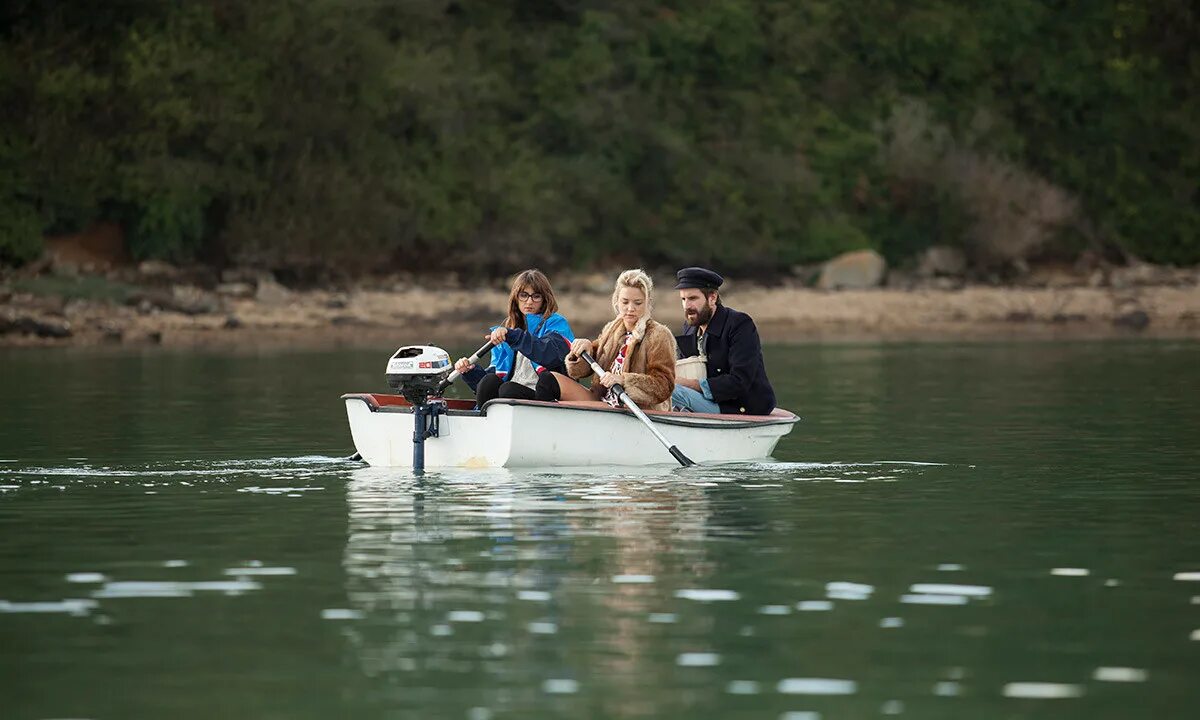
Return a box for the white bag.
[675,355,707,381]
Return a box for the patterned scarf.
[602,333,632,408]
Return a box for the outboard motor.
[386,345,452,405]
[385,345,452,474]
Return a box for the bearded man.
[671,267,776,415]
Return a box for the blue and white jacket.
[462,312,575,391]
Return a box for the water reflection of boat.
[342,394,799,468]
[338,467,713,713]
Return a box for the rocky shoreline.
[3,260,1199,349]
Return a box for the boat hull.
[343,394,798,468]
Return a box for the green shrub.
[0,200,43,265]
[0,137,43,265]
[794,216,875,264]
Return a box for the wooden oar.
[437,340,496,394]
[579,350,695,467]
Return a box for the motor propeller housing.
[385,345,452,405]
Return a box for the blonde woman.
[535,269,676,411]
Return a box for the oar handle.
[579,350,695,467]
[438,341,496,392]
[579,349,623,394]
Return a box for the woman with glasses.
[453,268,575,407]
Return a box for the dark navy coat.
[676,305,776,415]
[461,325,570,392]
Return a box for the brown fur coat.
[565,318,677,411]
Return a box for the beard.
[685,304,714,327]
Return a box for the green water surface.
[1,341,1198,719]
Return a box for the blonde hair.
[610,268,654,339]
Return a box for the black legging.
[476,372,562,406]
[535,371,561,401]
[475,373,536,406]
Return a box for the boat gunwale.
[342,393,799,430]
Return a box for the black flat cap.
[674,267,724,290]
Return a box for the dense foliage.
[1,0,1196,274]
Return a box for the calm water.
[1,341,1198,719]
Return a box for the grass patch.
[11,274,140,303]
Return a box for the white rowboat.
[343,394,799,468]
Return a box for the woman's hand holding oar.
[439,341,496,394]
[579,350,695,467]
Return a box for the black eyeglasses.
[518,292,544,302]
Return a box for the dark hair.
[504,268,559,330]
[700,288,723,307]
